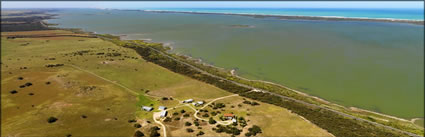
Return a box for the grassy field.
[1,30,331,136]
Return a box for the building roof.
[160,110,168,117]
[183,99,194,103]
[142,106,153,111]
[142,106,152,109]
[223,113,234,117]
[158,106,167,110]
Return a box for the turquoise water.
[48,9,424,119]
[142,8,425,20]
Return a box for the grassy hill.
[1,30,332,136]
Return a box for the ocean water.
[141,8,425,20]
[47,9,424,119]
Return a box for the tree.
[208,117,216,124]
[251,102,260,106]
[248,125,262,136]
[202,113,209,118]
[47,117,58,123]
[194,120,200,126]
[180,109,186,113]
[196,131,205,136]
[149,126,160,137]
[185,122,192,126]
[186,128,194,133]
[163,117,172,122]
[134,131,144,137]
[134,123,142,128]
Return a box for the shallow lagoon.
[48,9,424,119]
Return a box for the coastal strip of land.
[134,9,424,25]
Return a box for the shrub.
[134,131,144,137]
[134,123,142,128]
[247,125,262,136]
[163,117,172,122]
[186,128,194,133]
[208,117,216,124]
[194,121,200,126]
[185,122,192,126]
[149,126,160,137]
[181,109,186,113]
[183,114,190,117]
[47,117,58,123]
[202,113,209,118]
[196,131,205,136]
[10,90,18,94]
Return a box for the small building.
[192,101,205,106]
[142,106,153,111]
[183,99,194,103]
[232,118,237,123]
[223,113,234,120]
[197,101,204,105]
[160,110,168,118]
[158,106,167,110]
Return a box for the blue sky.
[2,1,424,9]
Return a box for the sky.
[1,1,424,9]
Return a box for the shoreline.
[115,33,422,123]
[121,9,424,25]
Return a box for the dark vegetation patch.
[134,123,142,128]
[149,126,160,137]
[186,128,194,133]
[45,64,64,68]
[214,125,242,136]
[243,100,260,106]
[134,130,144,137]
[245,125,262,137]
[47,117,58,123]
[1,10,55,32]
[10,90,18,94]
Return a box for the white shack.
[197,101,204,105]
[142,106,153,111]
[160,110,168,117]
[158,106,167,110]
[183,99,194,103]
